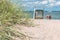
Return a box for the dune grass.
[0,0,31,40]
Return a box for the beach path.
[16,19,60,40]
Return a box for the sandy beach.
[15,19,60,40]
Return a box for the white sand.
[16,19,60,40]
